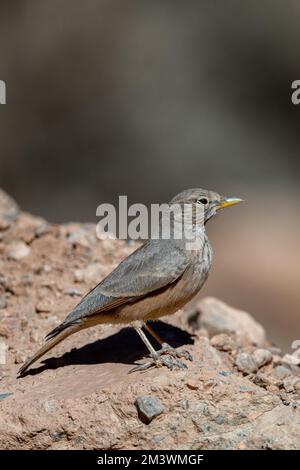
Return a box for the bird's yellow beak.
[217,197,244,210]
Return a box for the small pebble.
[44,399,58,413]
[283,378,294,393]
[36,299,54,313]
[210,333,237,352]
[135,395,164,424]
[43,264,52,273]
[0,391,13,401]
[282,376,300,393]
[186,381,199,390]
[268,347,282,356]
[34,223,50,237]
[215,415,224,425]
[235,352,258,374]
[66,227,91,248]
[0,296,6,309]
[252,372,271,388]
[0,189,19,220]
[7,242,30,260]
[294,380,300,393]
[179,399,189,410]
[267,384,279,393]
[273,365,291,380]
[218,370,231,377]
[64,288,82,297]
[282,354,300,366]
[252,349,273,368]
[0,217,10,230]
[14,351,27,364]
[0,341,7,365]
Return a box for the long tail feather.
[18,324,78,376]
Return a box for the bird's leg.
[144,322,193,362]
[130,324,188,373]
[134,326,159,358]
[143,322,164,345]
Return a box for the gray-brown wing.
[63,239,189,325]
[100,239,188,297]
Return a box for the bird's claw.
[158,343,193,362]
[129,348,190,374]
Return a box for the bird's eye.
[198,197,208,205]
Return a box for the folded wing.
[55,239,189,330]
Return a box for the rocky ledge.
[0,189,299,450]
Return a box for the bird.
[18,188,242,376]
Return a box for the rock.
[7,242,30,260]
[235,352,258,374]
[16,214,47,244]
[64,224,94,249]
[294,380,300,394]
[35,301,50,313]
[0,325,10,338]
[0,218,10,231]
[34,223,50,238]
[218,370,231,377]
[44,399,58,413]
[0,391,13,401]
[36,298,55,313]
[0,314,299,450]
[0,341,7,365]
[135,396,164,424]
[268,347,282,356]
[74,263,106,284]
[210,333,237,352]
[282,377,299,393]
[186,380,199,390]
[252,349,273,368]
[196,297,266,346]
[42,264,52,274]
[0,189,299,450]
[0,189,19,221]
[273,365,292,380]
[272,354,283,365]
[282,354,300,366]
[252,372,271,388]
[0,296,6,310]
[13,351,27,364]
[64,288,82,297]
[215,415,224,425]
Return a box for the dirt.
[0,189,299,450]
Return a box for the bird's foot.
[157,342,193,362]
[129,346,191,373]
[129,353,187,373]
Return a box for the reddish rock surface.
[0,190,299,450]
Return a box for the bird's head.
[170,188,243,224]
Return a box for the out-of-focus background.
[0,0,299,350]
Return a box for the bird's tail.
[18,322,79,377]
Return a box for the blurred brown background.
[0,1,299,350]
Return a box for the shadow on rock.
[22,321,194,376]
